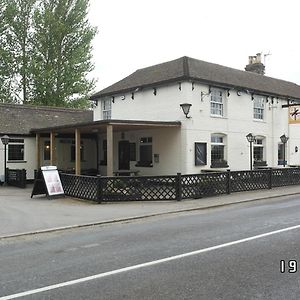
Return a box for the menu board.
[41,166,64,196]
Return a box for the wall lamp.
[180,103,192,118]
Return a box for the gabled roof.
[90,56,300,100]
[0,103,93,135]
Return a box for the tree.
[31,0,97,108]
[0,0,97,108]
[3,0,37,104]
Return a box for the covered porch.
[31,120,181,176]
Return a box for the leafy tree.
[0,0,97,108]
[4,0,37,103]
[31,0,97,108]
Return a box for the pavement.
[1,184,300,238]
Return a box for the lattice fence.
[101,175,177,201]
[181,172,228,199]
[272,168,300,187]
[60,168,300,202]
[60,173,99,201]
[230,170,270,192]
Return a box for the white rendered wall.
[94,81,298,173]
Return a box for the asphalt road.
[1,195,300,299]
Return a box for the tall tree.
[32,0,97,108]
[4,0,37,103]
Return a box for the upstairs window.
[210,88,224,116]
[8,138,24,161]
[102,99,111,120]
[253,96,265,120]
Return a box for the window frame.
[137,137,153,167]
[253,96,265,120]
[102,99,112,120]
[210,88,224,117]
[210,134,228,168]
[253,137,265,163]
[8,138,25,161]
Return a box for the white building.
[89,55,300,175]
[2,55,300,181]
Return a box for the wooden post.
[106,124,113,176]
[36,133,41,169]
[50,132,56,166]
[75,128,81,175]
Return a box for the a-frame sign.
[31,166,64,198]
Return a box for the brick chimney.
[245,53,265,75]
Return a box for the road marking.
[81,243,99,249]
[2,223,300,299]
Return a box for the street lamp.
[280,134,289,167]
[1,135,9,185]
[246,133,256,170]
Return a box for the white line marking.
[2,223,300,300]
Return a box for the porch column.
[36,133,41,169]
[50,132,56,166]
[75,128,81,175]
[106,124,113,176]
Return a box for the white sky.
[88,0,300,92]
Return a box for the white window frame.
[253,96,265,120]
[210,133,227,166]
[102,99,112,120]
[210,88,224,117]
[253,137,265,162]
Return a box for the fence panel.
[101,175,177,201]
[60,173,98,201]
[230,170,269,192]
[272,168,300,187]
[181,172,228,199]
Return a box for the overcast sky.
[88,0,300,92]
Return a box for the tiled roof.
[0,103,93,135]
[91,56,300,100]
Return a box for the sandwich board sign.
[31,166,64,198]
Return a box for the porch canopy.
[31,119,181,176]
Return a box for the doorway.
[118,141,130,170]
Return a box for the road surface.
[1,195,300,299]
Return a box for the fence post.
[226,169,231,194]
[97,175,103,204]
[176,172,182,201]
[268,168,272,189]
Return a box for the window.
[137,137,152,167]
[210,134,228,167]
[102,99,111,120]
[210,88,224,116]
[253,138,266,164]
[253,96,265,120]
[195,143,207,166]
[8,138,24,161]
[44,141,50,160]
[71,141,84,161]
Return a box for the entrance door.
[118,141,130,170]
